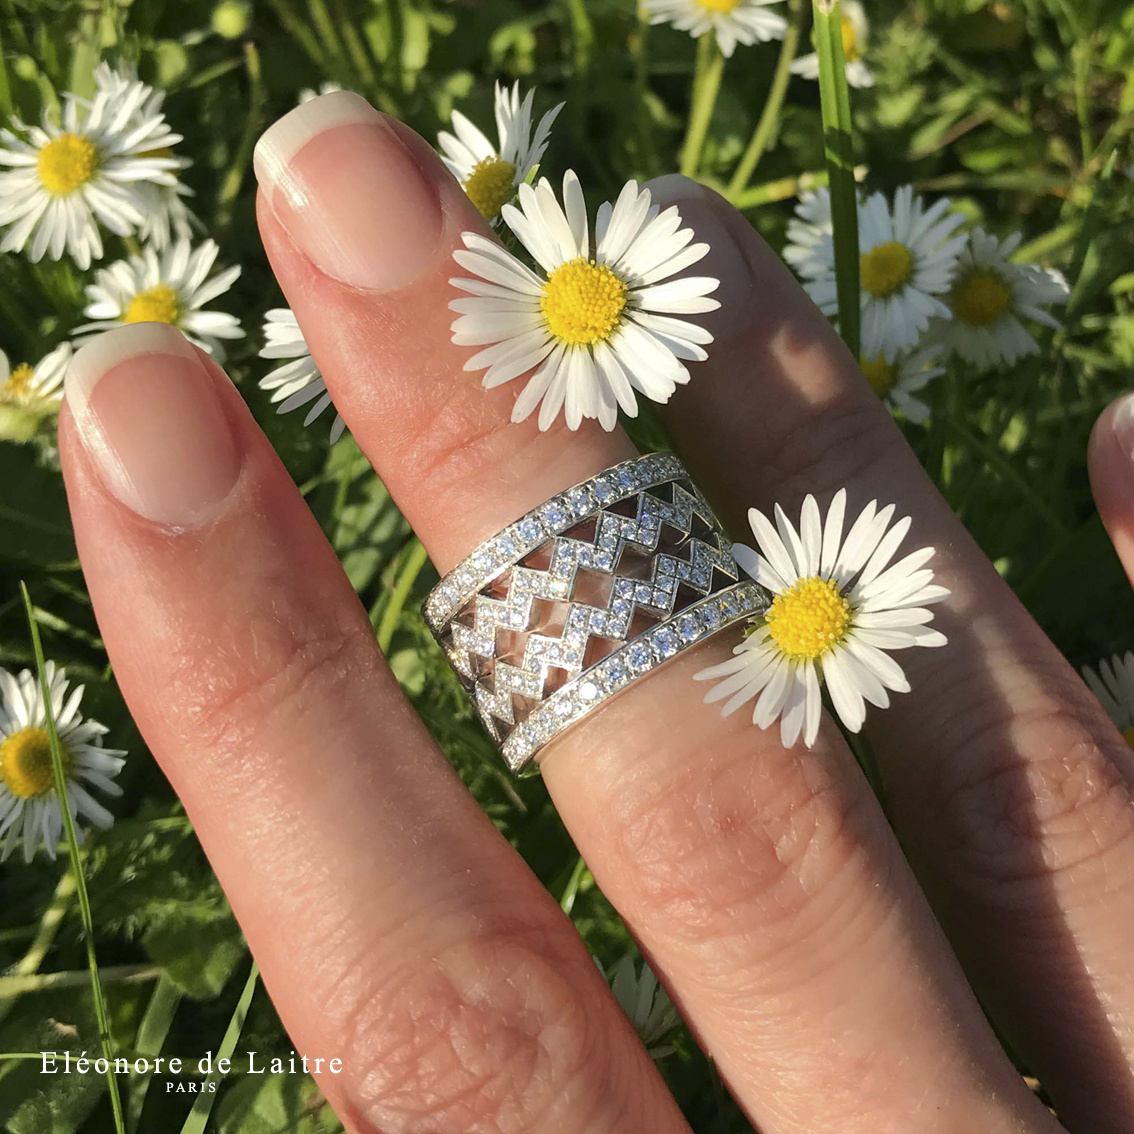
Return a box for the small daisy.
[928,228,1069,371]
[782,187,834,276]
[696,490,949,748]
[601,955,681,1060]
[799,186,967,362]
[0,662,125,864]
[450,171,720,431]
[643,0,787,58]
[438,81,563,224]
[791,1,874,88]
[74,237,243,360]
[92,62,196,249]
[1,343,71,413]
[259,308,345,442]
[860,347,945,424]
[0,81,181,269]
[1082,653,1134,750]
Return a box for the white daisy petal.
[449,171,718,430]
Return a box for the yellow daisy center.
[694,0,743,10]
[841,15,863,62]
[463,155,518,220]
[766,576,851,660]
[541,258,628,346]
[950,269,1012,327]
[0,726,67,799]
[861,241,914,299]
[36,133,99,195]
[860,353,897,397]
[2,363,35,402]
[124,283,180,326]
[1123,725,1134,751]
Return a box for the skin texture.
[57,92,1134,1133]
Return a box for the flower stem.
[727,0,805,201]
[812,0,860,359]
[376,538,431,653]
[679,36,725,178]
[20,581,126,1134]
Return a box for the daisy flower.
[0,662,125,864]
[1,343,71,413]
[601,955,681,1059]
[929,228,1069,371]
[860,346,945,424]
[1082,652,1134,749]
[450,171,720,431]
[791,1,874,88]
[782,187,834,276]
[259,307,345,442]
[74,237,243,360]
[0,81,181,269]
[643,0,787,59]
[438,81,563,224]
[696,490,949,748]
[93,62,197,249]
[800,186,967,362]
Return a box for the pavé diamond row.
[425,454,770,772]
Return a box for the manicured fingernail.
[1111,392,1134,460]
[253,90,442,291]
[66,324,241,527]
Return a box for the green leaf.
[143,909,244,1000]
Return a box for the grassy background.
[1,0,1132,1130]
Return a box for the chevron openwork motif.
[444,482,741,742]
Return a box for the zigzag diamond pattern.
[442,483,740,742]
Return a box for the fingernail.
[645,175,757,341]
[253,90,442,291]
[1112,392,1134,459]
[66,324,241,527]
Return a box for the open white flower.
[799,186,967,362]
[450,170,719,431]
[0,81,181,269]
[643,0,787,59]
[602,955,681,1059]
[783,187,834,276]
[259,307,345,442]
[860,346,945,424]
[696,491,949,748]
[929,228,1069,371]
[1082,653,1134,749]
[75,237,243,360]
[0,663,125,864]
[791,1,874,88]
[1,343,71,413]
[438,82,563,224]
[93,61,196,249]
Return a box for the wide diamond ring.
[424,453,771,772]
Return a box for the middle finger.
[253,92,1059,1133]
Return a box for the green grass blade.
[812,0,860,359]
[19,581,126,1134]
[179,962,260,1134]
[128,974,183,1134]
[680,35,726,179]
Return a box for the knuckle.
[323,918,604,1133]
[929,683,1134,888]
[167,573,380,749]
[761,394,894,499]
[606,740,878,953]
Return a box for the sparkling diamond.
[628,642,653,671]
[654,629,679,657]
[542,501,568,527]
[518,518,543,543]
[579,680,600,701]
[677,613,701,641]
[605,659,630,687]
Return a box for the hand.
[60,91,1134,1134]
